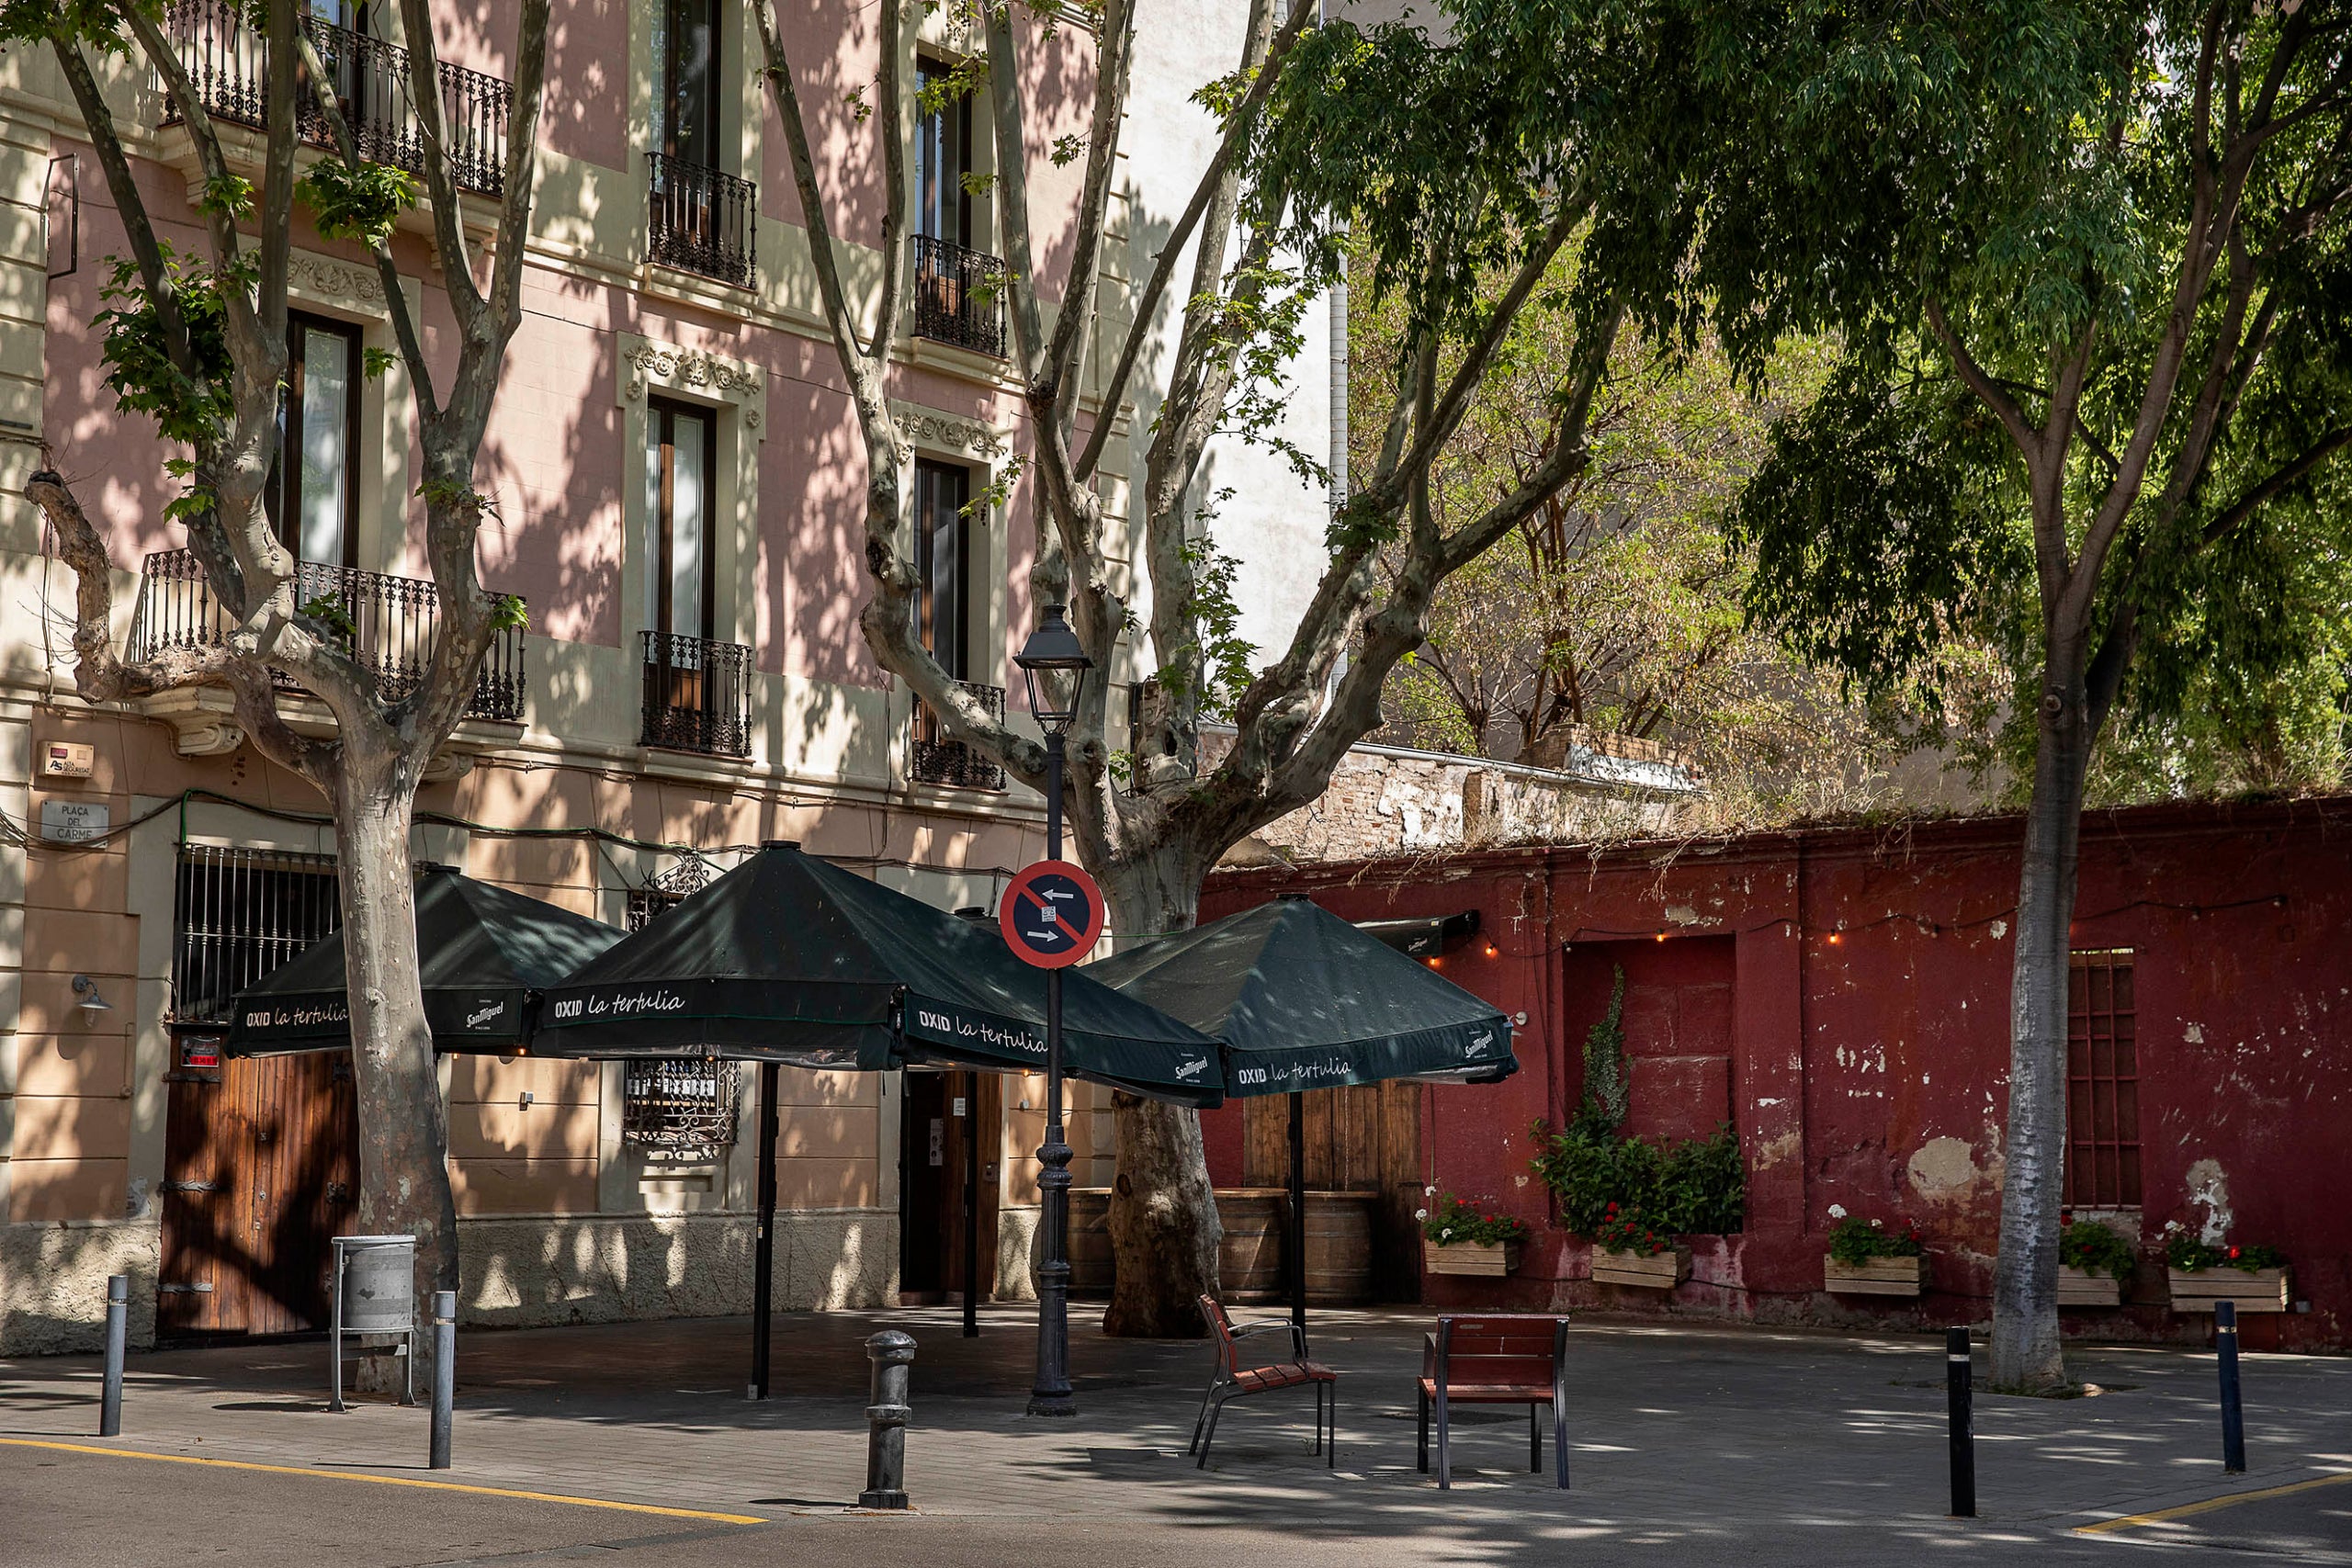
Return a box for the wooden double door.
[158,1040,360,1338]
[1242,1081,1424,1302]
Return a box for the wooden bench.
[1189,1294,1338,1469]
[1418,1314,1570,1489]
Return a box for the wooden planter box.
[2168,1266,2290,1314]
[1825,1254,1925,1296]
[2058,1265,2123,1308]
[1592,1245,1690,1290]
[1424,1239,1521,1278]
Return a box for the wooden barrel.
[1215,1189,1285,1303]
[1068,1188,1114,1295]
[1304,1190,1376,1305]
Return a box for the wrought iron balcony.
[127,549,527,722]
[640,631,752,758]
[162,0,511,197]
[911,235,1007,356]
[648,153,757,288]
[910,680,1007,791]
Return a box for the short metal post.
[1945,1327,1975,1517]
[99,1275,127,1438]
[2216,1301,2246,1473]
[860,1330,916,1510]
[429,1291,456,1471]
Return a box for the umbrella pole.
[964,1071,980,1338]
[752,1060,780,1400]
[1289,1089,1306,1334]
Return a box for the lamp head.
[71,975,109,1016]
[1014,603,1093,733]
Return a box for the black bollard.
[860,1330,916,1510]
[99,1274,127,1438]
[429,1291,456,1471]
[1946,1327,1975,1517]
[2216,1300,2246,1474]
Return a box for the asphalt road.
[4,1439,2346,1567]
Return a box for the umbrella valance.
[531,842,1224,1100]
[225,863,627,1055]
[1086,896,1516,1095]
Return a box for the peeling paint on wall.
[1906,1137,1982,1204]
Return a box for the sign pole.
[1029,728,1079,1417]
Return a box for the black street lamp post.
[1014,604,1091,1419]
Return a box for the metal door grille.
[2064,949,2141,1207]
[621,859,735,1155]
[171,846,341,1024]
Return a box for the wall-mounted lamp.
[71,975,109,1016]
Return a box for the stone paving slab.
[2,1306,2346,1557]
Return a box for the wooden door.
[1242,1081,1423,1302]
[159,1039,359,1339]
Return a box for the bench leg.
[1189,1376,1218,1454]
[1418,1386,1429,1473]
[1530,1403,1542,1472]
[1196,1396,1225,1471]
[1435,1394,1451,1491]
[1554,1397,1570,1490]
[1312,1383,1323,1455]
[1325,1382,1336,1469]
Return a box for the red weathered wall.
[1202,798,2352,1352]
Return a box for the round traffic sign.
[1001,859,1106,969]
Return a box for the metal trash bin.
[330,1235,417,1411]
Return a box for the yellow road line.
[2075,1471,2352,1535]
[0,1436,767,1525]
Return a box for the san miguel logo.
[465,1000,507,1029]
[1175,1057,1209,1082]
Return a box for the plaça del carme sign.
[1000,859,1105,969]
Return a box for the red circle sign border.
[1000,859,1107,969]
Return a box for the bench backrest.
[1433,1314,1567,1390]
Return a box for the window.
[915,59,972,246]
[652,0,718,168]
[267,313,362,567]
[643,399,716,643]
[171,846,341,1024]
[2064,949,2141,1207]
[913,458,972,678]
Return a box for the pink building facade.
[0,2,1330,1351]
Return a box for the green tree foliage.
[1707,0,2352,1389]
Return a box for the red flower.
[2060,1213,2074,1228]
[2228,1246,2241,1259]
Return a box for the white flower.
[1424,1184,1438,1197]
[1828,1204,1848,1220]
[1414,1209,1429,1222]
[1870,1218,1883,1228]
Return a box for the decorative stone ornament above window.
[618,338,768,435]
[888,400,1009,460]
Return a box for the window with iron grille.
[170,845,341,1023]
[621,859,737,1155]
[2064,949,2141,1207]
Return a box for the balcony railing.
[640,632,752,758]
[910,680,1006,791]
[648,153,756,288]
[162,1,511,197]
[127,549,526,722]
[911,235,1007,356]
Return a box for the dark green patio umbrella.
[531,841,1223,1099]
[224,863,626,1055]
[1088,894,1516,1328]
[527,840,1223,1398]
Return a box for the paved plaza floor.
[1,1306,2346,1564]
